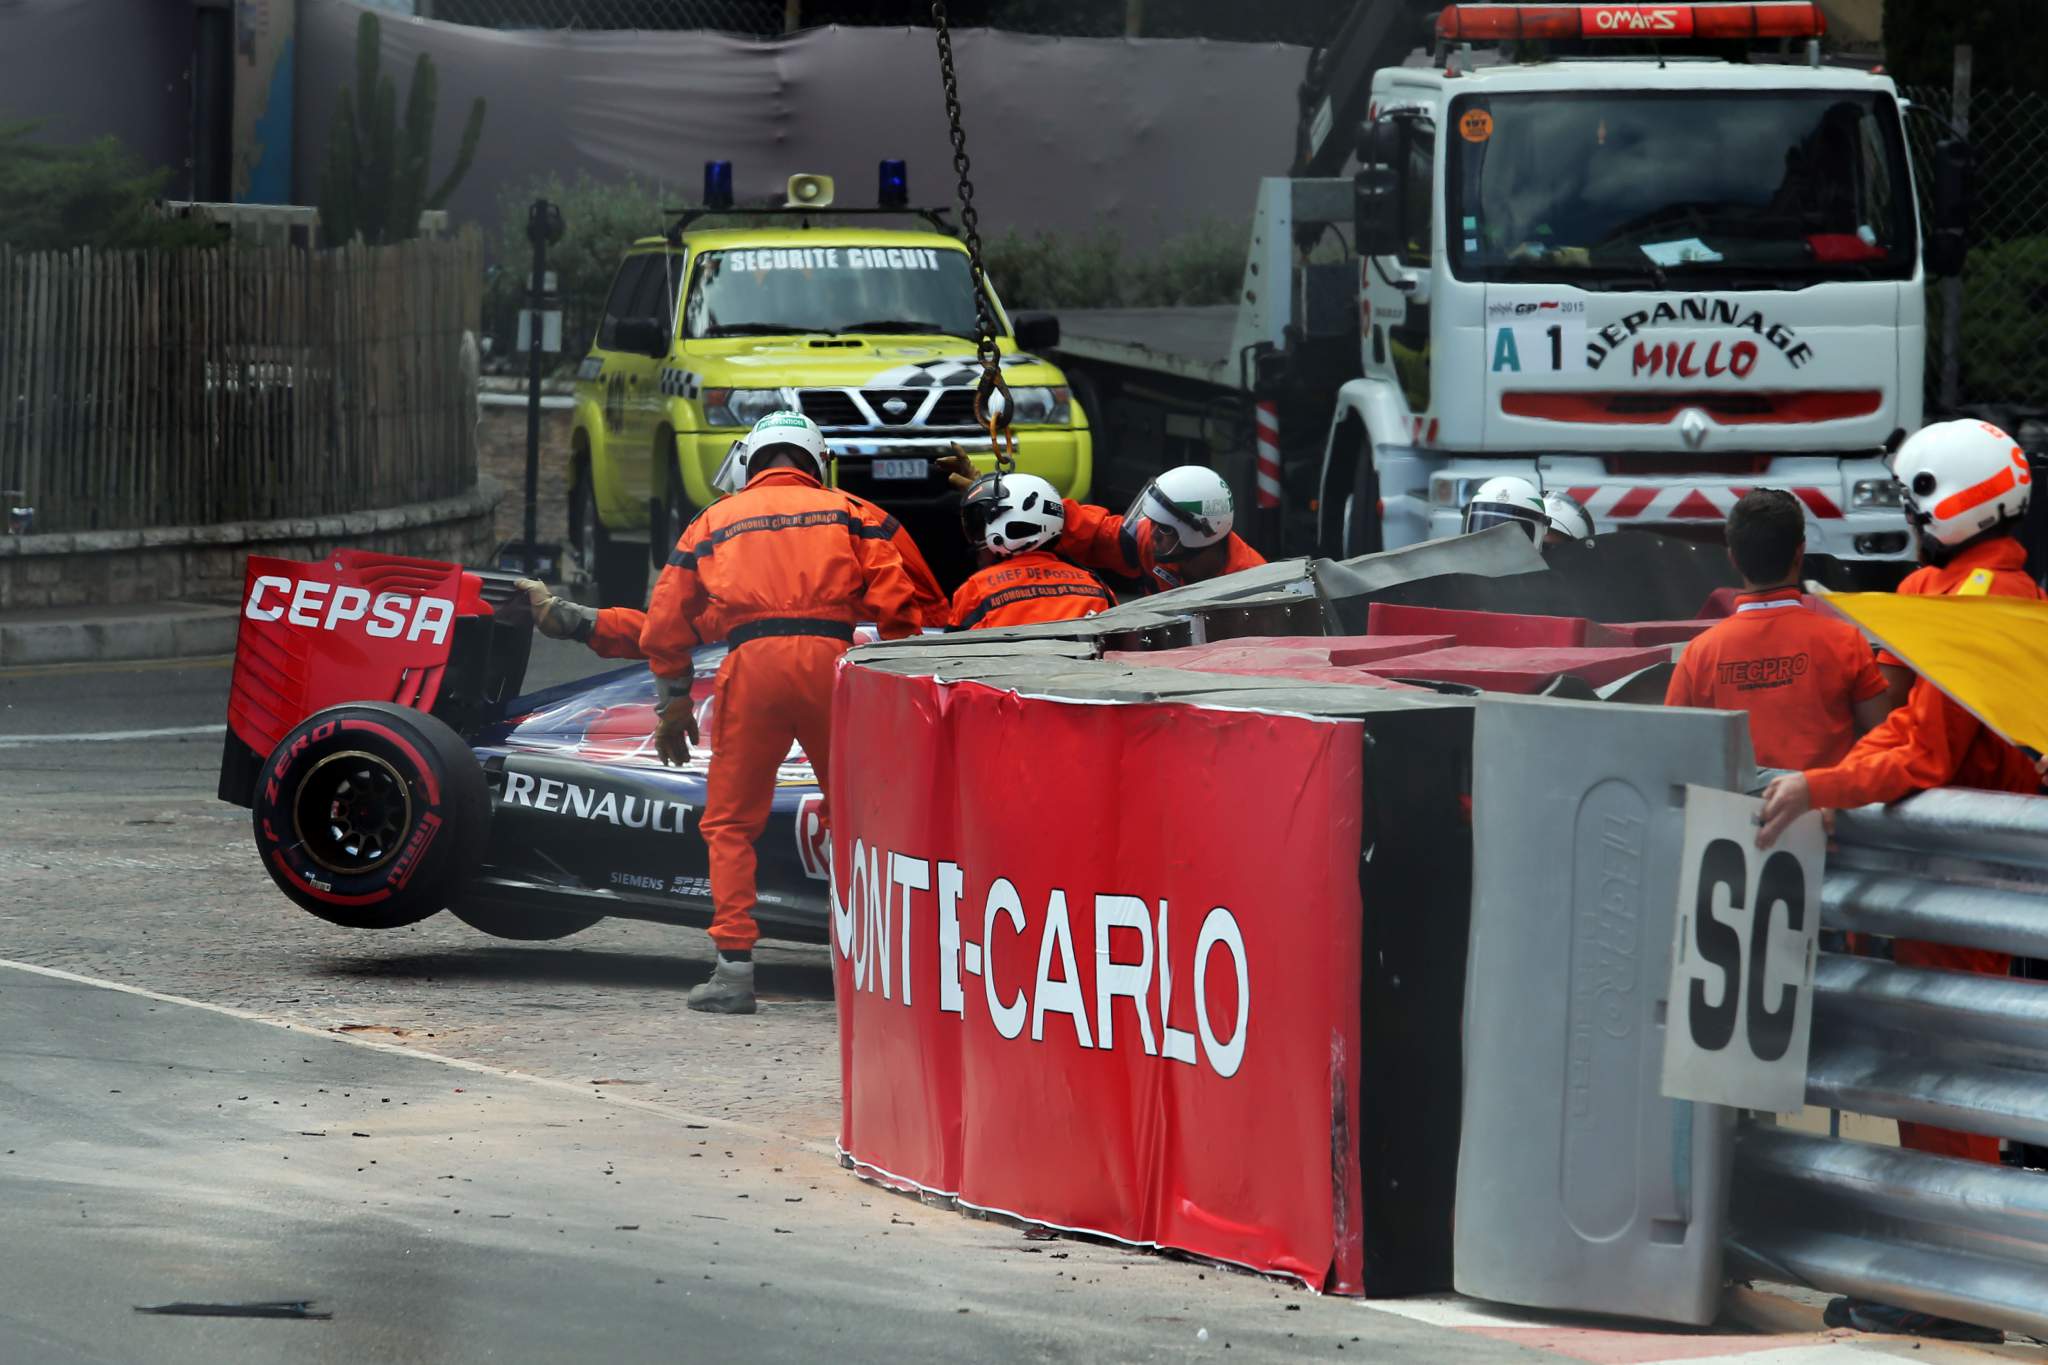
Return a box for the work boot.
[688,956,757,1014]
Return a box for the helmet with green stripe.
[725,410,829,485]
[1124,465,1234,561]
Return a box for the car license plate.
[873,459,928,481]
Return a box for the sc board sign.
[1660,785,1823,1113]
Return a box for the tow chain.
[930,0,1015,473]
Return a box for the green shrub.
[484,172,680,363]
[982,219,1247,310]
[317,11,485,247]
[0,121,217,252]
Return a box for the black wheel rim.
[293,750,414,875]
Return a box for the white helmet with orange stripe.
[1893,419,2033,553]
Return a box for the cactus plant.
[317,12,485,246]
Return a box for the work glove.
[517,578,598,643]
[936,445,977,492]
[653,673,701,767]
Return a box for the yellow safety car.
[568,180,1091,605]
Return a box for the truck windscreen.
[682,246,984,338]
[1446,90,1916,287]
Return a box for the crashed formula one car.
[217,550,833,943]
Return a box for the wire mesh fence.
[415,0,1341,43]
[1902,80,2048,413]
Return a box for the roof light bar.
[1436,3,1827,43]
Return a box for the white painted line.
[0,956,822,1152]
[1358,1295,1550,1328]
[1681,1347,1901,1365]
[0,723,226,747]
[1358,1297,1923,1362]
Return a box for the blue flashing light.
[704,160,734,211]
[878,159,909,208]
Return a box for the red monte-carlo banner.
[829,665,1368,1292]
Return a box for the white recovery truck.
[1052,1,1972,572]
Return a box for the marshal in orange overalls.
[949,550,1115,630]
[1057,499,1265,595]
[639,466,920,952]
[1803,534,2044,1163]
[579,498,950,657]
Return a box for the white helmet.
[1462,475,1546,541]
[1542,490,1596,544]
[710,438,748,496]
[961,472,1064,557]
[717,410,829,488]
[1894,418,2033,552]
[1126,465,1234,560]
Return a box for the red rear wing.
[227,550,494,761]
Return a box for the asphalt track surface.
[0,642,1968,1363]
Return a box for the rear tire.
[571,455,647,608]
[651,432,699,571]
[1342,422,1384,558]
[450,898,605,941]
[252,703,487,930]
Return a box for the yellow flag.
[1823,591,2048,753]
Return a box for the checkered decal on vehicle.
[867,353,1040,389]
[575,356,603,381]
[658,367,702,399]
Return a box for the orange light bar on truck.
[1436,3,1828,42]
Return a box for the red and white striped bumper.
[1565,483,1844,522]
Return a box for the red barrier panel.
[830,665,1369,1292]
[1108,636,1454,672]
[1366,644,1670,692]
[1104,646,1338,672]
[1165,665,1426,691]
[1600,620,1716,646]
[1365,602,1623,648]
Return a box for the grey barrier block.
[1455,693,1750,1326]
[1315,523,1547,600]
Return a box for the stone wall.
[0,479,503,611]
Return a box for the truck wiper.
[704,322,825,337]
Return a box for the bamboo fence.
[0,229,482,533]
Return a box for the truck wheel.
[252,704,488,930]
[450,898,606,941]
[1344,433,1384,558]
[572,456,647,608]
[650,434,699,570]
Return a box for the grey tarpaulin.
[0,0,197,191]
[294,0,1312,242]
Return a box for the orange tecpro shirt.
[637,467,920,678]
[1807,535,2044,811]
[949,549,1116,630]
[1663,587,1888,770]
[1874,536,2035,667]
[580,501,950,659]
[1058,499,1266,594]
